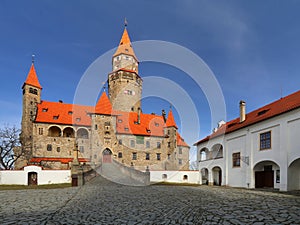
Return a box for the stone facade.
[16,26,190,171]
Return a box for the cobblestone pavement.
[1,175,300,225]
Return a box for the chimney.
[137,107,141,124]
[162,109,166,122]
[239,100,246,122]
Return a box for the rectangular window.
[178,147,182,154]
[146,153,150,160]
[136,136,144,144]
[95,124,98,130]
[146,141,150,148]
[79,146,84,153]
[232,152,241,167]
[132,152,137,160]
[156,153,161,161]
[178,159,182,165]
[47,144,52,151]
[168,154,171,160]
[157,142,161,149]
[260,131,271,150]
[167,142,171,148]
[130,140,135,148]
[38,128,43,135]
[56,147,60,152]
[118,139,122,145]
[118,152,122,158]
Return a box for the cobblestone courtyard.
[1,175,300,225]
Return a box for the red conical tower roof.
[113,27,138,60]
[23,63,42,89]
[95,92,112,115]
[166,109,178,128]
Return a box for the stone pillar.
[71,142,84,186]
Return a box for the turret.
[108,24,142,113]
[20,62,42,165]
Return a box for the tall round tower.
[108,26,142,112]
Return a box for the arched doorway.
[201,168,209,185]
[288,158,300,191]
[254,160,280,189]
[102,148,112,163]
[212,166,222,186]
[28,172,38,185]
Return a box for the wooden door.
[28,172,37,185]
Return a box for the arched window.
[48,126,61,137]
[212,144,223,159]
[77,128,89,139]
[63,127,75,138]
[183,175,188,180]
[200,148,209,161]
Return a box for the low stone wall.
[112,160,150,185]
[150,170,200,184]
[0,166,71,185]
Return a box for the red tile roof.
[23,64,42,89]
[115,111,165,136]
[177,133,189,147]
[194,90,300,145]
[30,157,89,164]
[165,109,178,128]
[113,27,138,61]
[95,92,112,115]
[35,101,94,126]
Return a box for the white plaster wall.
[287,117,300,165]
[150,171,200,184]
[226,134,248,188]
[0,171,26,185]
[0,166,71,185]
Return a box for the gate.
[102,148,112,163]
[28,172,38,185]
[255,171,274,188]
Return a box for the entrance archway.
[28,172,38,185]
[288,158,300,191]
[201,168,209,185]
[254,160,279,189]
[212,166,222,186]
[102,148,112,163]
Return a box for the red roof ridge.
[194,89,300,145]
[23,63,42,89]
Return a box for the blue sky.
[1,0,300,155]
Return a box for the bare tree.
[0,126,23,170]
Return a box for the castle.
[17,26,190,171]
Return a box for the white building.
[195,90,300,191]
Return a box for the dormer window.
[118,119,123,123]
[53,115,59,120]
[76,118,81,122]
[125,48,129,52]
[155,123,159,127]
[124,127,129,131]
[68,111,73,115]
[42,108,48,112]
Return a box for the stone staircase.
[96,160,150,186]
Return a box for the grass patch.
[0,183,72,191]
[152,181,201,187]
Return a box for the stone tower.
[21,63,42,162]
[108,26,142,113]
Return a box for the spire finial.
[124,17,128,27]
[32,54,35,64]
